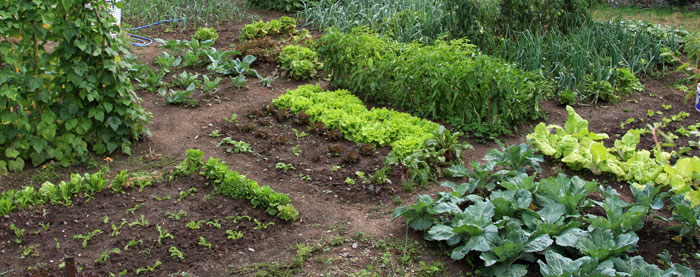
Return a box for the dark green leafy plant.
[318,28,548,139]
[0,0,151,173]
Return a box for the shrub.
[318,28,550,139]
[193,27,219,43]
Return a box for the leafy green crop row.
[1,150,299,222]
[175,149,299,221]
[394,143,695,276]
[317,28,550,139]
[239,16,297,41]
[247,0,311,12]
[0,0,151,175]
[273,85,440,157]
[528,106,700,207]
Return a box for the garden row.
[394,143,696,276]
[317,28,549,139]
[0,149,298,221]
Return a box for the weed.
[153,195,172,201]
[157,225,174,245]
[199,237,213,249]
[124,239,144,251]
[165,210,188,220]
[226,230,244,240]
[111,221,128,237]
[20,245,38,259]
[10,223,26,244]
[177,188,198,202]
[169,246,185,260]
[206,219,222,229]
[186,220,204,230]
[275,162,296,171]
[225,114,239,124]
[135,260,162,275]
[298,173,312,181]
[129,215,150,227]
[38,222,50,232]
[95,248,121,264]
[73,229,102,248]
[292,145,302,156]
[126,203,146,214]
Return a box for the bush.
[318,28,550,139]
[278,45,322,80]
[193,27,219,43]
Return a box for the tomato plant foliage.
[0,0,151,174]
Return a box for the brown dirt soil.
[2,7,700,276]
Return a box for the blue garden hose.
[128,19,184,47]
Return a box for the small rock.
[352,243,358,249]
[248,248,255,252]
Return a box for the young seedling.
[224,114,239,124]
[38,222,50,232]
[129,215,150,227]
[169,246,185,260]
[226,141,253,154]
[206,220,222,229]
[153,195,172,201]
[292,128,308,140]
[230,75,247,89]
[292,144,302,157]
[253,219,275,230]
[111,221,128,237]
[226,230,244,240]
[123,239,143,251]
[331,165,341,172]
[230,215,252,223]
[209,130,222,137]
[186,220,204,230]
[299,173,311,181]
[198,237,212,249]
[156,225,174,245]
[259,75,278,88]
[11,223,25,244]
[126,203,146,215]
[20,245,38,259]
[53,238,61,249]
[102,216,109,224]
[164,210,188,220]
[135,260,162,275]
[177,188,197,202]
[73,229,102,248]
[95,248,121,264]
[275,162,296,171]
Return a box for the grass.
[123,0,250,30]
[591,4,700,32]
